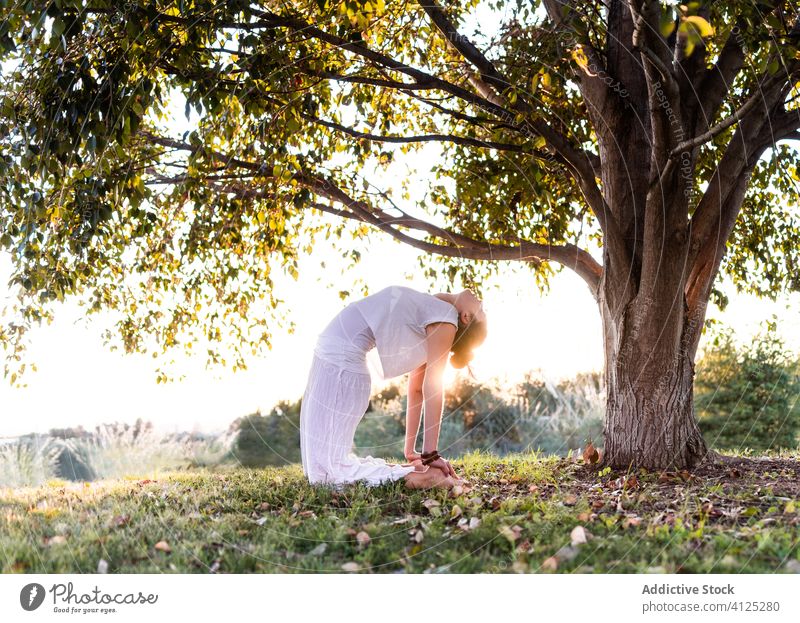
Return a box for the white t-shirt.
[356,285,458,380]
[314,285,458,380]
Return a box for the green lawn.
[2,451,799,573]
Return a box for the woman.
[299,285,487,489]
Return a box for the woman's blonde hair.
[450,316,487,378]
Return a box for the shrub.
[695,325,800,451]
[229,400,302,467]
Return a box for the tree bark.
[599,273,710,470]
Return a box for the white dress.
[299,285,459,486]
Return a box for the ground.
[2,450,799,573]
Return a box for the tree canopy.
[0,0,798,387]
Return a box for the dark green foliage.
[50,440,97,481]
[695,325,800,451]
[228,400,302,467]
[445,377,519,450]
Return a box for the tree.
[1,1,798,469]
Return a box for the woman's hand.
[402,452,425,472]
[427,456,457,479]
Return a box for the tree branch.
[671,71,788,158]
[295,108,550,157]
[139,130,603,293]
[415,0,615,244]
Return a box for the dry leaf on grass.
[570,525,592,545]
[582,442,600,464]
[498,524,522,543]
[308,543,327,556]
[355,531,371,547]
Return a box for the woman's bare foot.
[404,467,456,490]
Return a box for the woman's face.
[458,290,486,325]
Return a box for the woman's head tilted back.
[449,289,487,374]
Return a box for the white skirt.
[299,353,415,487]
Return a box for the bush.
[354,394,406,458]
[229,400,302,467]
[695,325,800,451]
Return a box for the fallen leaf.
[528,484,539,494]
[498,524,522,543]
[570,525,591,546]
[582,442,600,464]
[554,544,580,562]
[154,540,171,553]
[341,562,361,572]
[412,529,424,543]
[450,504,462,519]
[784,501,796,515]
[355,531,371,547]
[308,543,327,556]
[623,515,642,528]
[541,556,558,571]
[658,471,677,483]
[468,517,481,530]
[623,474,639,490]
[563,493,578,506]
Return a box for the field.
[2,450,799,574]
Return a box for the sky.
[1,3,799,438]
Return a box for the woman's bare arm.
[421,322,456,455]
[404,363,425,460]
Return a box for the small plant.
[0,438,60,488]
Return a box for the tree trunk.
[599,283,710,471]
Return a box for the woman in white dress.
[299,285,487,489]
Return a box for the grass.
[1,450,799,573]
